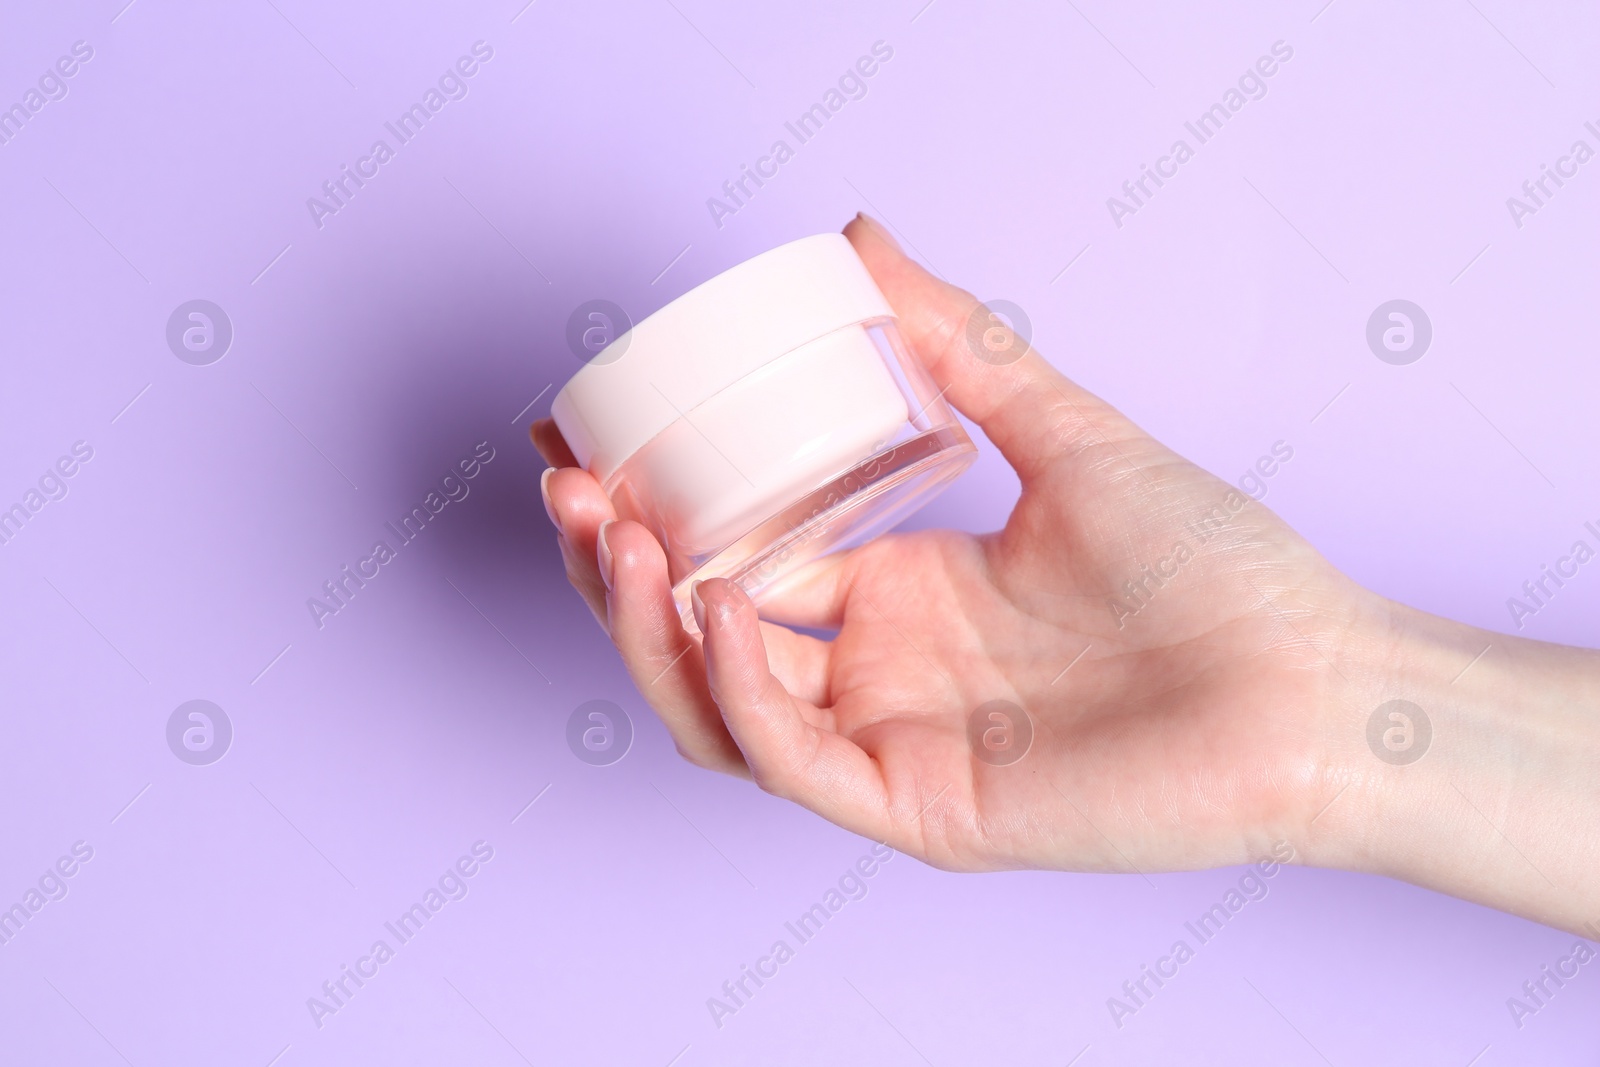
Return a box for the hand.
[535,215,1600,935]
[534,213,1374,868]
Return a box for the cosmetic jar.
[552,233,976,629]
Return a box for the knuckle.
[748,762,796,799]
[672,739,716,770]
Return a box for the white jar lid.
[552,233,895,484]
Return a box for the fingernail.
[690,579,707,633]
[597,521,616,590]
[855,212,902,253]
[540,467,558,528]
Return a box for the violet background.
[2,0,1598,1063]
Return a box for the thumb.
[843,214,1147,487]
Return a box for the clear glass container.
[552,234,976,630]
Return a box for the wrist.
[1311,595,1600,934]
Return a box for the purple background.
[3,0,1598,1063]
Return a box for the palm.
[792,432,1354,873]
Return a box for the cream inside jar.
[552,233,975,629]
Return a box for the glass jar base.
[671,426,977,632]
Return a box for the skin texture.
[535,215,1600,936]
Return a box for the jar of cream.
[551,233,977,628]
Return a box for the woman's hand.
[535,215,1600,935]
